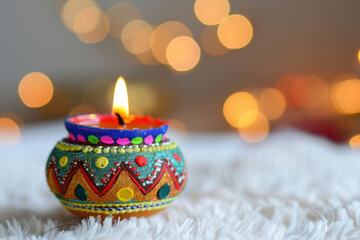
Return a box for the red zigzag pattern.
[48,160,186,196]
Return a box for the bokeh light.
[151,21,193,64]
[38,88,70,118]
[18,72,54,108]
[72,6,102,34]
[277,74,328,109]
[259,88,286,120]
[76,10,110,44]
[349,134,360,148]
[116,42,143,66]
[128,83,158,114]
[194,0,230,25]
[237,112,269,143]
[107,1,142,39]
[276,74,299,108]
[68,104,97,116]
[217,14,253,49]
[56,0,65,14]
[331,78,360,114]
[121,19,153,54]
[291,75,328,109]
[0,113,23,127]
[0,118,21,148]
[358,49,360,63]
[200,26,229,56]
[135,50,159,65]
[223,92,258,128]
[166,36,201,72]
[333,73,358,83]
[168,119,188,133]
[61,0,96,32]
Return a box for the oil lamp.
[45,77,187,219]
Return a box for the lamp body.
[45,115,187,219]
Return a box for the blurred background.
[1,0,360,148]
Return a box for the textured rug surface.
[1,121,360,240]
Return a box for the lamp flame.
[112,77,129,118]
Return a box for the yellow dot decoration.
[59,156,68,167]
[95,156,109,168]
[116,187,134,202]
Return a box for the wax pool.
[68,114,166,130]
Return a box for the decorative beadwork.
[100,136,114,144]
[116,187,134,202]
[157,184,171,199]
[135,156,147,167]
[55,140,177,154]
[95,157,109,168]
[47,147,186,195]
[59,156,68,167]
[74,184,87,201]
[59,196,176,214]
[117,138,130,145]
[88,135,99,144]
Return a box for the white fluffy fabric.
[1,121,360,239]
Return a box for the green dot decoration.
[155,134,163,143]
[74,184,87,201]
[88,135,99,144]
[131,137,143,145]
[157,183,170,199]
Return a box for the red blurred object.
[295,117,346,143]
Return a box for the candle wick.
[115,113,125,127]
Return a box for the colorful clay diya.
[46,114,187,219]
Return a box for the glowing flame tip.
[112,76,129,118]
